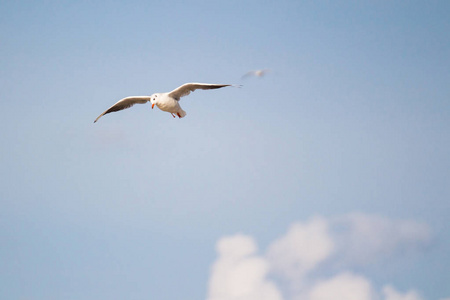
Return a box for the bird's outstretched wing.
[168,83,232,100]
[94,96,150,123]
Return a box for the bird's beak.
[152,103,155,109]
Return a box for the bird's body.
[94,83,234,123]
[151,92,187,118]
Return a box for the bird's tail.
[178,110,187,118]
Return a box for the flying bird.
[241,69,271,79]
[94,83,235,123]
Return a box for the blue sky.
[1,1,449,299]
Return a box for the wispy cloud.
[330,213,432,267]
[206,213,437,300]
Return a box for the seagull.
[241,69,271,79]
[94,83,235,123]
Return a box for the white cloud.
[216,233,258,259]
[266,216,334,285]
[308,272,374,300]
[382,285,424,300]
[207,234,283,300]
[331,213,432,266]
[207,213,433,300]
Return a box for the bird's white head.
[150,93,159,109]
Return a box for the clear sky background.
[1,1,449,300]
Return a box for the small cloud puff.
[266,216,334,284]
[208,234,283,300]
[382,285,424,300]
[216,233,258,259]
[308,272,374,300]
